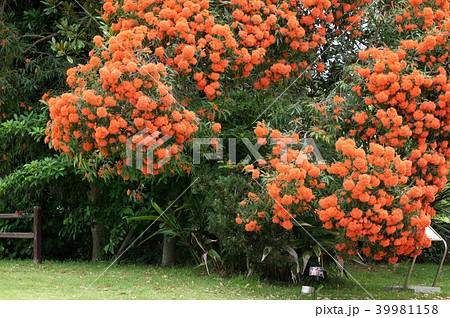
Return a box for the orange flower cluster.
[319,139,433,261]
[46,34,199,177]
[351,5,449,187]
[238,123,326,232]
[325,0,449,261]
[100,0,371,98]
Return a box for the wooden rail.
[0,214,33,219]
[0,206,42,263]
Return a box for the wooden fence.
[0,206,42,263]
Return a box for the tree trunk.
[91,221,104,262]
[88,182,103,262]
[116,226,136,262]
[160,179,179,267]
[161,233,176,267]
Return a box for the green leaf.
[127,215,160,222]
[302,251,313,274]
[261,246,272,262]
[151,201,165,215]
[283,245,300,275]
[207,249,221,261]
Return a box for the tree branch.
[19,34,54,39]
[23,32,59,53]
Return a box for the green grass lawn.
[0,260,448,300]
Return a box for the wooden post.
[33,206,42,264]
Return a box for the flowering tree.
[46,0,449,267]
[237,0,450,264]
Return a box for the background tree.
[0,0,128,262]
